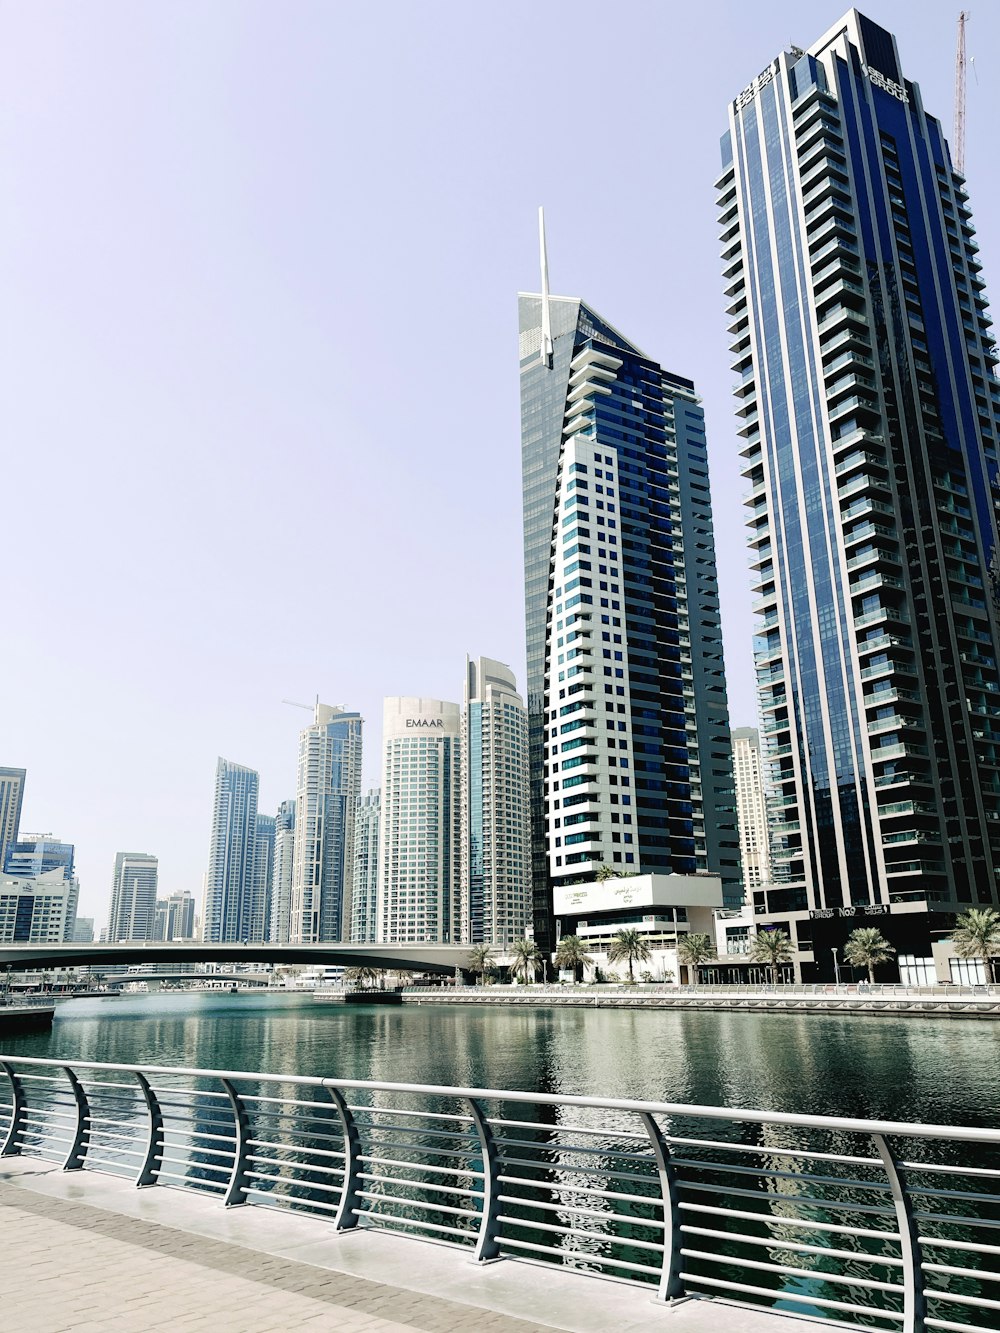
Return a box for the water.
[4,990,999,1126]
[5,993,1000,1328]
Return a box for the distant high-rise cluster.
[194,663,532,947]
[0,768,79,944]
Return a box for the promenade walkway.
[0,1161,831,1333]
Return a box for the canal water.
[4,990,998,1125]
[5,993,1000,1328]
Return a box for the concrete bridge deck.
[0,1159,833,1333]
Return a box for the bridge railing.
[2,1056,1000,1331]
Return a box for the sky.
[2,1,997,924]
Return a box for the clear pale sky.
[2,2,996,924]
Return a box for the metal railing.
[406,983,1000,1002]
[2,1056,1000,1332]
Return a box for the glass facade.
[462,657,531,946]
[377,698,462,944]
[203,758,260,943]
[720,12,1000,937]
[519,294,740,942]
[107,851,158,942]
[291,706,363,943]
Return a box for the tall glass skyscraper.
[519,248,740,948]
[719,12,1000,974]
[203,758,260,944]
[290,704,363,943]
[0,768,26,871]
[268,798,296,943]
[351,787,380,943]
[462,656,531,946]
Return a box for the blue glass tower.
[519,248,740,948]
[719,12,1000,973]
[204,758,260,944]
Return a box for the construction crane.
[954,10,969,174]
[282,696,319,717]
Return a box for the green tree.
[676,933,716,986]
[607,929,651,983]
[510,938,542,984]
[952,907,1000,984]
[467,944,495,986]
[344,966,384,990]
[749,929,794,984]
[554,935,594,982]
[595,863,638,881]
[843,927,896,983]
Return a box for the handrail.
[3,1054,999,1141]
[3,1055,999,1332]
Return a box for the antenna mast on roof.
[538,206,554,369]
[954,10,969,174]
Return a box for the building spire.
[538,206,554,369]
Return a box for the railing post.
[466,1097,502,1262]
[0,1061,26,1157]
[327,1086,362,1230]
[873,1133,925,1333]
[220,1078,250,1207]
[62,1066,90,1171]
[640,1112,683,1301]
[134,1071,163,1187]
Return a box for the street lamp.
[831,947,842,986]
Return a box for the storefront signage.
[810,904,889,919]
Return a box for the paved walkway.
[0,1161,840,1333]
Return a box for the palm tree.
[607,929,651,983]
[595,863,638,881]
[467,944,495,986]
[344,966,383,990]
[509,937,542,984]
[554,934,594,982]
[843,927,896,983]
[749,929,794,984]
[952,907,1000,983]
[676,933,716,986]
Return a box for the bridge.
[0,942,474,975]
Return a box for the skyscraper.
[268,799,296,943]
[107,852,158,942]
[153,891,196,941]
[519,226,740,948]
[5,835,80,940]
[719,11,1000,975]
[462,657,531,945]
[377,697,462,944]
[203,758,260,944]
[732,728,771,895]
[351,788,380,943]
[290,705,363,942]
[0,768,25,871]
[252,814,276,944]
